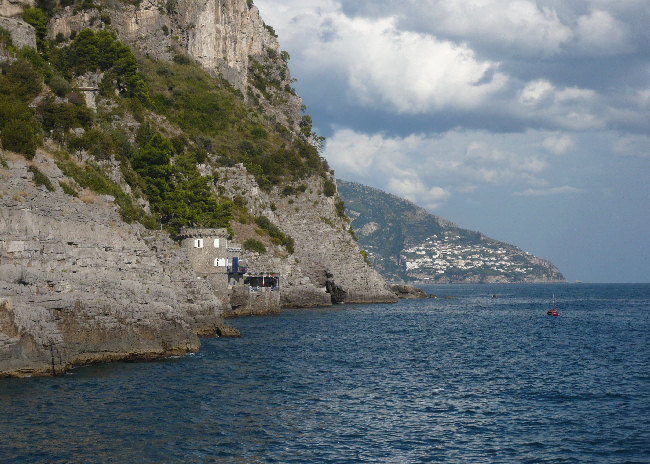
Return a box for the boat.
[547,294,559,316]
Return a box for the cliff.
[0,0,396,376]
[214,166,397,307]
[0,151,227,377]
[47,0,302,132]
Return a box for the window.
[214,238,220,248]
[194,239,204,248]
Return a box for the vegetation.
[243,238,266,254]
[59,180,78,197]
[0,14,337,250]
[21,8,50,60]
[255,216,294,253]
[53,28,149,103]
[130,132,233,235]
[0,51,44,158]
[54,151,157,226]
[323,178,336,197]
[28,165,54,191]
[141,56,328,190]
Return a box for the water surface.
[1,283,649,463]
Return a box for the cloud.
[513,186,583,196]
[309,15,508,113]
[256,0,643,133]
[404,0,574,57]
[543,134,574,155]
[325,128,582,209]
[612,135,650,158]
[574,9,633,56]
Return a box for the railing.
[248,285,280,293]
[227,266,247,274]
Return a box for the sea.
[1,283,649,463]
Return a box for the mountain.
[0,0,395,377]
[337,180,565,284]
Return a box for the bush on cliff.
[53,29,149,103]
[255,215,294,253]
[21,8,50,60]
[131,132,233,235]
[243,239,267,254]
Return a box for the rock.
[389,284,427,299]
[47,0,302,132]
[0,152,227,377]
[215,166,398,307]
[0,16,36,50]
[215,323,241,338]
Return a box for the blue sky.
[255,0,649,283]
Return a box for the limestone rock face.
[216,165,398,307]
[0,0,33,18]
[47,0,302,131]
[0,17,36,50]
[0,152,226,377]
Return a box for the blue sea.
[1,283,649,463]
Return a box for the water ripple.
[0,283,649,463]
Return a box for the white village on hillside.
[401,231,535,279]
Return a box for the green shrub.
[28,165,54,191]
[4,59,42,101]
[21,8,49,60]
[48,72,72,97]
[243,238,266,254]
[335,197,346,218]
[59,180,78,196]
[172,54,190,65]
[0,26,13,48]
[1,119,39,158]
[255,215,294,253]
[54,29,149,103]
[323,178,336,197]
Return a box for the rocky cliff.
[47,0,302,131]
[0,151,228,377]
[0,0,396,376]
[214,165,397,307]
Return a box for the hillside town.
[400,231,551,282]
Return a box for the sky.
[255,0,650,283]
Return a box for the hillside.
[337,180,565,283]
[0,0,395,376]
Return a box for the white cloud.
[325,128,579,209]
[574,9,633,55]
[519,80,555,106]
[256,0,507,113]
[313,15,507,113]
[514,186,583,196]
[543,134,574,155]
[413,0,573,57]
[256,0,640,132]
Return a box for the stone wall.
[0,150,227,376]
